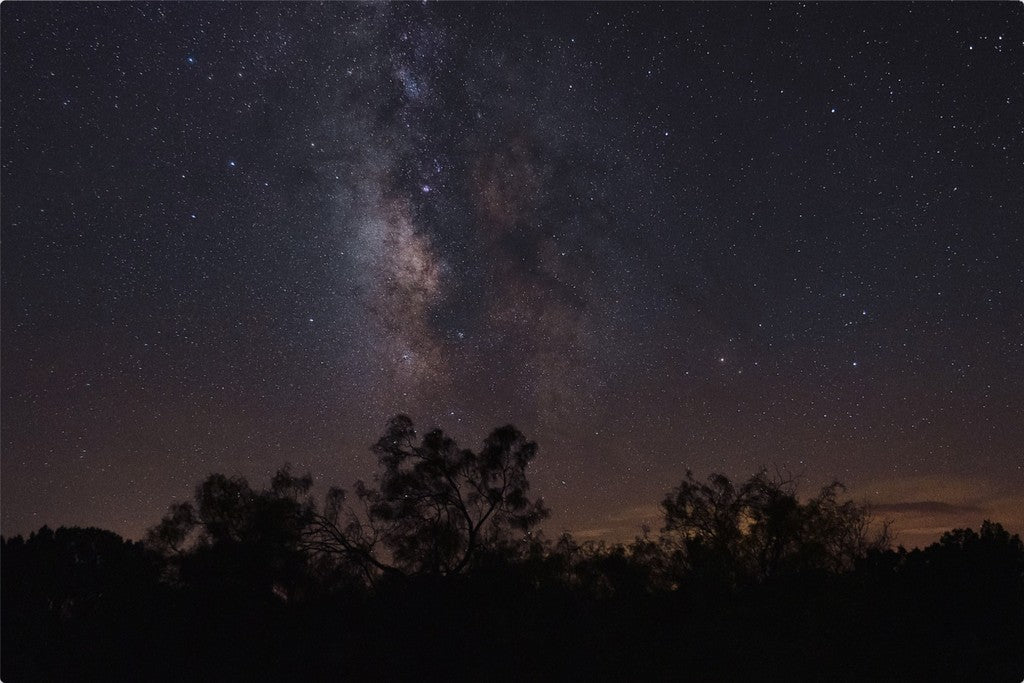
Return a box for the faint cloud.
[606,504,662,523]
[573,527,616,540]
[872,501,985,516]
[854,473,1023,549]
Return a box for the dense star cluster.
[2,3,1022,547]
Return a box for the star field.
[2,3,1022,548]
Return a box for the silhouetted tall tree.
[304,415,549,580]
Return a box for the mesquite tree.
[305,415,549,580]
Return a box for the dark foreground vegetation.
[3,417,1023,681]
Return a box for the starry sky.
[2,3,1022,549]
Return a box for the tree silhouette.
[5,449,1024,681]
[305,415,549,580]
[660,469,890,586]
[146,466,316,599]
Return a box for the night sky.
[2,3,1022,549]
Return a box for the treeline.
[3,416,1023,681]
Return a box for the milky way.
[2,3,1022,547]
[314,4,635,439]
